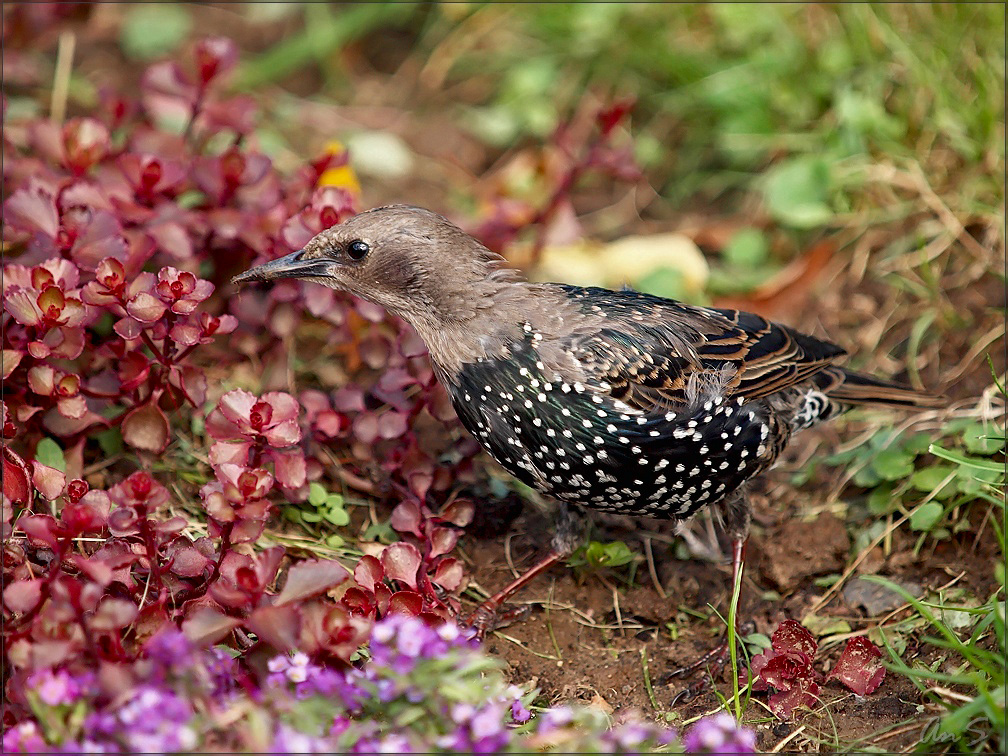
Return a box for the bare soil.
[457,456,1000,751]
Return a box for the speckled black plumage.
[444,284,916,523]
[449,333,774,520]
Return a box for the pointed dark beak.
[231,250,329,286]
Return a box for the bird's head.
[231,205,530,369]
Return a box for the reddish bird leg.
[464,550,567,640]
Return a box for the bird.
[232,204,940,693]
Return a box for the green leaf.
[34,438,66,473]
[744,632,772,650]
[903,433,934,455]
[362,521,397,544]
[871,447,915,481]
[323,508,350,527]
[961,423,1006,455]
[910,502,944,532]
[801,614,852,636]
[867,483,898,515]
[120,4,192,61]
[96,428,123,457]
[763,156,833,229]
[308,482,327,507]
[325,533,345,548]
[301,511,322,524]
[853,464,882,488]
[578,540,636,569]
[722,228,769,268]
[283,508,305,524]
[909,466,957,498]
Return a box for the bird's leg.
[668,491,752,701]
[465,504,578,640]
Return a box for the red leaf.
[246,604,301,652]
[16,514,59,548]
[121,401,170,452]
[389,500,424,538]
[353,554,384,593]
[270,448,306,489]
[32,461,66,501]
[3,186,59,238]
[431,557,465,591]
[387,590,423,616]
[439,499,475,528]
[2,445,32,504]
[126,291,168,323]
[381,542,421,590]
[90,597,139,631]
[772,619,818,659]
[71,555,113,586]
[275,559,349,606]
[374,583,392,615]
[828,636,886,695]
[165,540,210,578]
[749,618,824,720]
[182,607,242,645]
[429,526,459,558]
[3,579,43,613]
[341,587,376,617]
[377,410,408,439]
[768,676,821,720]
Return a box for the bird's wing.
[556,286,846,410]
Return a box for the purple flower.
[611,720,651,750]
[87,685,197,753]
[330,717,352,737]
[3,722,47,753]
[470,705,504,740]
[205,647,239,697]
[539,705,574,732]
[29,668,83,706]
[144,628,193,668]
[511,698,532,724]
[270,724,331,753]
[683,713,757,755]
[374,733,414,753]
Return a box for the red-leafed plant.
[747,619,887,719]
[1,33,481,731]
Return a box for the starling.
[233,205,940,686]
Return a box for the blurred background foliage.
[16,2,1000,309]
[176,4,1001,200]
[23,3,1005,213]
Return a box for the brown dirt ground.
[455,467,1001,751]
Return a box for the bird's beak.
[231,250,330,285]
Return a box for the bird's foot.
[462,601,532,641]
[666,621,754,704]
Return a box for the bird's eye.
[346,240,370,260]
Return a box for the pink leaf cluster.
[206,389,306,489]
[749,619,887,719]
[340,499,474,623]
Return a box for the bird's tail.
[812,367,944,409]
